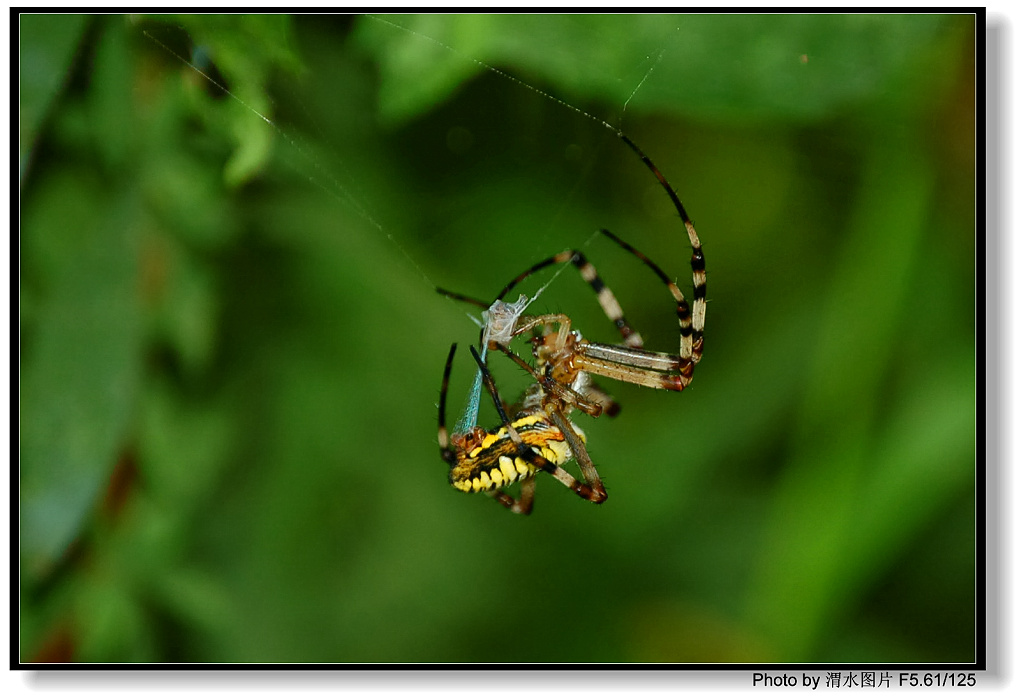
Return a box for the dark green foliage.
[19,13,976,663]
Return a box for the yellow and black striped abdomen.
[449,414,584,493]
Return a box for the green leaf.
[157,14,302,186]
[20,168,144,578]
[357,14,958,125]
[18,14,89,178]
[353,14,487,124]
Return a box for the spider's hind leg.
[577,378,621,418]
[487,476,536,515]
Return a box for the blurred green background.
[19,14,976,663]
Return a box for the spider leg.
[548,408,607,503]
[575,342,688,391]
[492,250,644,348]
[487,476,535,515]
[598,228,696,374]
[614,131,706,363]
[437,343,459,467]
[434,287,490,308]
[575,374,621,418]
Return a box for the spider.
[437,131,706,512]
[438,343,605,514]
